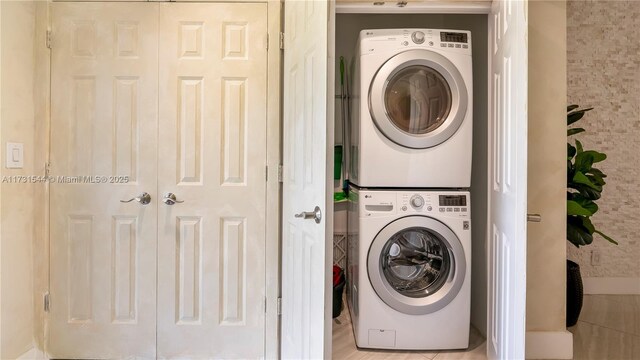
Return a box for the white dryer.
[346,187,471,350]
[349,29,473,188]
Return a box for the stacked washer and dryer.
[346,29,473,350]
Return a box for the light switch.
[6,142,24,169]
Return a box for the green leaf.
[588,172,606,186]
[571,194,599,214]
[575,139,584,153]
[568,128,585,136]
[567,104,580,112]
[594,230,619,245]
[567,200,594,216]
[567,108,593,125]
[573,171,601,190]
[589,167,607,179]
[574,152,595,172]
[581,216,596,233]
[570,183,602,200]
[568,143,576,159]
[580,150,606,164]
[567,216,593,247]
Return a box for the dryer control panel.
[359,28,472,55]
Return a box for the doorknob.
[527,213,542,222]
[162,193,184,205]
[295,206,322,224]
[120,192,151,205]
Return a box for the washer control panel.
[398,191,470,218]
[358,190,470,218]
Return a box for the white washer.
[346,187,471,350]
[349,29,473,188]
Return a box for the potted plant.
[565,105,618,327]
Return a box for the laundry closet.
[332,8,489,352]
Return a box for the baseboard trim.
[583,277,640,295]
[525,330,573,359]
[17,347,48,360]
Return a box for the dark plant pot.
[566,259,583,327]
[333,278,346,318]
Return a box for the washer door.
[369,49,468,149]
[367,216,466,315]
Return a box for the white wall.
[525,1,572,359]
[566,0,640,294]
[0,1,37,358]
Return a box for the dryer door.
[369,49,468,149]
[367,215,466,315]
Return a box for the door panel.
[49,3,158,358]
[281,0,330,358]
[156,3,268,358]
[487,0,528,359]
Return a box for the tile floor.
[569,295,640,360]
[332,295,640,360]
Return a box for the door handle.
[162,193,184,205]
[527,213,542,222]
[120,192,151,205]
[295,206,322,224]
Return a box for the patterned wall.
[566,0,640,277]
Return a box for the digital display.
[439,195,467,207]
[440,32,468,43]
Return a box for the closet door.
[281,0,331,358]
[156,3,269,358]
[487,0,528,359]
[48,3,159,358]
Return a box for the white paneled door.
[281,0,331,359]
[487,0,528,359]
[49,4,159,358]
[156,3,268,358]
[49,2,268,359]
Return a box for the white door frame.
[40,1,282,358]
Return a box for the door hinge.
[277,164,283,183]
[276,297,282,316]
[46,29,52,49]
[45,162,51,177]
[279,32,285,50]
[44,292,50,312]
[266,165,269,181]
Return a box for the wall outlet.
[590,250,601,266]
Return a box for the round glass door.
[384,66,452,135]
[381,227,451,298]
[368,216,466,315]
[369,49,468,149]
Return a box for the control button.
[463,44,469,49]
[454,208,460,212]
[447,44,454,48]
[439,208,445,212]
[447,208,453,212]
[402,41,409,46]
[401,206,407,211]
[410,195,425,208]
[440,43,446,47]
[411,31,425,44]
[455,44,461,48]
[428,41,434,46]
[462,208,467,212]
[427,206,433,211]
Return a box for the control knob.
[411,31,426,44]
[410,195,424,208]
